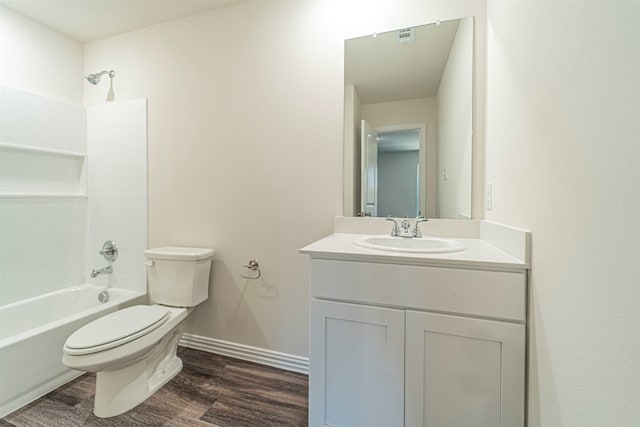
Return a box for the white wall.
[0,7,86,305]
[0,94,148,306]
[0,7,148,304]
[83,0,486,357]
[0,86,87,305]
[0,5,83,104]
[485,1,640,425]
[86,100,148,294]
[437,16,473,219]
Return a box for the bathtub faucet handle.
[99,240,118,262]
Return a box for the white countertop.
[300,233,530,271]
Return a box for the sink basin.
[353,235,467,254]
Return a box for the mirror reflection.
[344,17,473,219]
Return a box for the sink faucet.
[400,219,412,236]
[386,216,429,237]
[91,265,113,278]
[385,217,400,236]
[414,217,429,237]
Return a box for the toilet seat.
[64,305,169,356]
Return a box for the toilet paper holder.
[241,259,261,280]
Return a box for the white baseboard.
[179,334,309,375]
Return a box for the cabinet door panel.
[406,311,525,427]
[310,299,404,427]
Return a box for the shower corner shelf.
[0,142,87,158]
[0,141,88,198]
[0,193,88,198]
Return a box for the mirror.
[343,17,474,219]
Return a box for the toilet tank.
[144,246,215,307]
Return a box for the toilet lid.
[64,305,169,355]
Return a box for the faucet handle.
[99,240,118,262]
[414,217,429,238]
[385,216,400,236]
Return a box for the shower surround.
[0,85,148,416]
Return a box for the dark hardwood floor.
[1,347,308,426]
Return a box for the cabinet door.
[405,311,525,427]
[310,299,405,427]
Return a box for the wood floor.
[1,347,308,427]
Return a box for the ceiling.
[0,0,243,42]
[345,19,459,104]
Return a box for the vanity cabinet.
[308,258,527,427]
[405,311,524,427]
[310,300,405,427]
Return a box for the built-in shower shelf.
[0,142,86,158]
[0,193,88,198]
[0,142,87,196]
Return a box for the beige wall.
[485,1,640,425]
[83,0,486,357]
[0,5,83,103]
[85,2,342,356]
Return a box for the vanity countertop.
[300,233,530,272]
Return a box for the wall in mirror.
[343,16,473,219]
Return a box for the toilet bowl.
[62,246,214,418]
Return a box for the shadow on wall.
[185,259,276,349]
[527,269,563,426]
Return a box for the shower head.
[85,70,115,85]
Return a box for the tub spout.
[91,265,112,278]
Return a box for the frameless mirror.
[343,17,474,219]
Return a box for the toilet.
[62,246,214,418]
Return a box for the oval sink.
[353,235,467,254]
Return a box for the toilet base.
[93,324,184,418]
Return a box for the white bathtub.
[0,284,146,417]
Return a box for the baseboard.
[179,334,309,375]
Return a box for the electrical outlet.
[485,183,493,210]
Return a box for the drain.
[98,291,110,303]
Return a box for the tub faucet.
[91,265,112,278]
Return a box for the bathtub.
[0,284,146,417]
